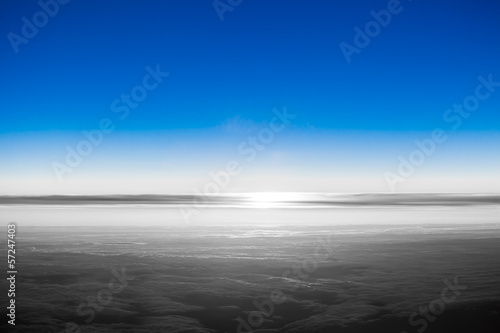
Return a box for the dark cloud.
[4,225,500,332]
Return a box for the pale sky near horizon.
[1,0,499,195]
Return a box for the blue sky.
[1,0,499,194]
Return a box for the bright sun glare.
[244,192,305,208]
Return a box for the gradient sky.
[1,0,499,194]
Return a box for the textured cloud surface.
[2,223,500,332]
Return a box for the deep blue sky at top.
[1,0,500,194]
[1,0,500,133]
